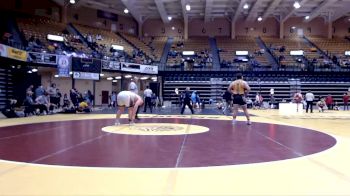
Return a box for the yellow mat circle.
[102,123,209,135]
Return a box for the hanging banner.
[28,52,57,65]
[120,62,140,73]
[140,64,158,74]
[121,62,158,74]
[102,60,120,70]
[0,44,8,57]
[57,55,71,77]
[6,46,27,61]
[72,57,101,73]
[73,72,99,80]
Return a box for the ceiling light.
[125,75,132,78]
[172,26,175,30]
[124,8,129,14]
[27,70,32,74]
[112,80,117,83]
[257,16,262,22]
[54,74,59,78]
[293,1,301,9]
[186,4,191,11]
[69,71,73,75]
[107,77,113,80]
[100,73,104,76]
[243,3,249,9]
[168,16,172,21]
[115,76,122,79]
[305,16,310,20]
[31,68,38,72]
[292,26,296,29]
[70,0,75,4]
[140,76,149,80]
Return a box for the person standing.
[129,81,140,119]
[343,92,349,111]
[143,86,153,113]
[115,91,144,126]
[325,94,333,110]
[305,90,315,113]
[181,87,194,115]
[228,73,251,125]
[222,90,232,115]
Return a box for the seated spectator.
[1,99,18,118]
[317,98,326,112]
[77,101,91,113]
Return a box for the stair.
[160,37,173,68]
[208,37,220,70]
[256,37,279,70]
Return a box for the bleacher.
[216,36,269,69]
[307,36,350,70]
[17,17,92,54]
[163,72,350,106]
[74,24,134,58]
[167,37,211,69]
[262,37,321,70]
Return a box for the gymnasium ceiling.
[54,0,350,23]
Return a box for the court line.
[0,123,132,177]
[0,125,70,141]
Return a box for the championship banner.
[0,44,8,57]
[72,57,101,73]
[73,72,99,80]
[57,55,71,77]
[140,64,158,74]
[28,52,57,65]
[120,62,140,73]
[6,46,27,61]
[102,60,120,70]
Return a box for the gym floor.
[0,108,349,195]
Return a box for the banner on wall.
[0,44,8,57]
[73,72,99,80]
[120,62,140,73]
[6,46,27,61]
[28,52,57,65]
[57,55,71,77]
[140,64,158,74]
[72,57,102,73]
[121,62,158,74]
[102,60,120,70]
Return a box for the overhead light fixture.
[293,1,301,9]
[70,0,75,4]
[140,76,149,80]
[107,77,113,80]
[171,26,175,30]
[243,3,249,9]
[115,76,122,79]
[69,71,73,75]
[186,4,191,11]
[54,74,59,78]
[27,70,32,74]
[151,76,157,80]
[305,15,310,20]
[100,73,104,76]
[124,8,129,14]
[31,68,38,72]
[257,16,262,22]
[112,80,117,83]
[125,75,132,78]
[168,16,172,21]
[292,26,296,29]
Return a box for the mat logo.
[135,125,184,132]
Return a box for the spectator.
[305,90,315,113]
[343,92,349,110]
[325,94,333,110]
[35,85,45,98]
[317,98,326,112]
[1,99,18,118]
